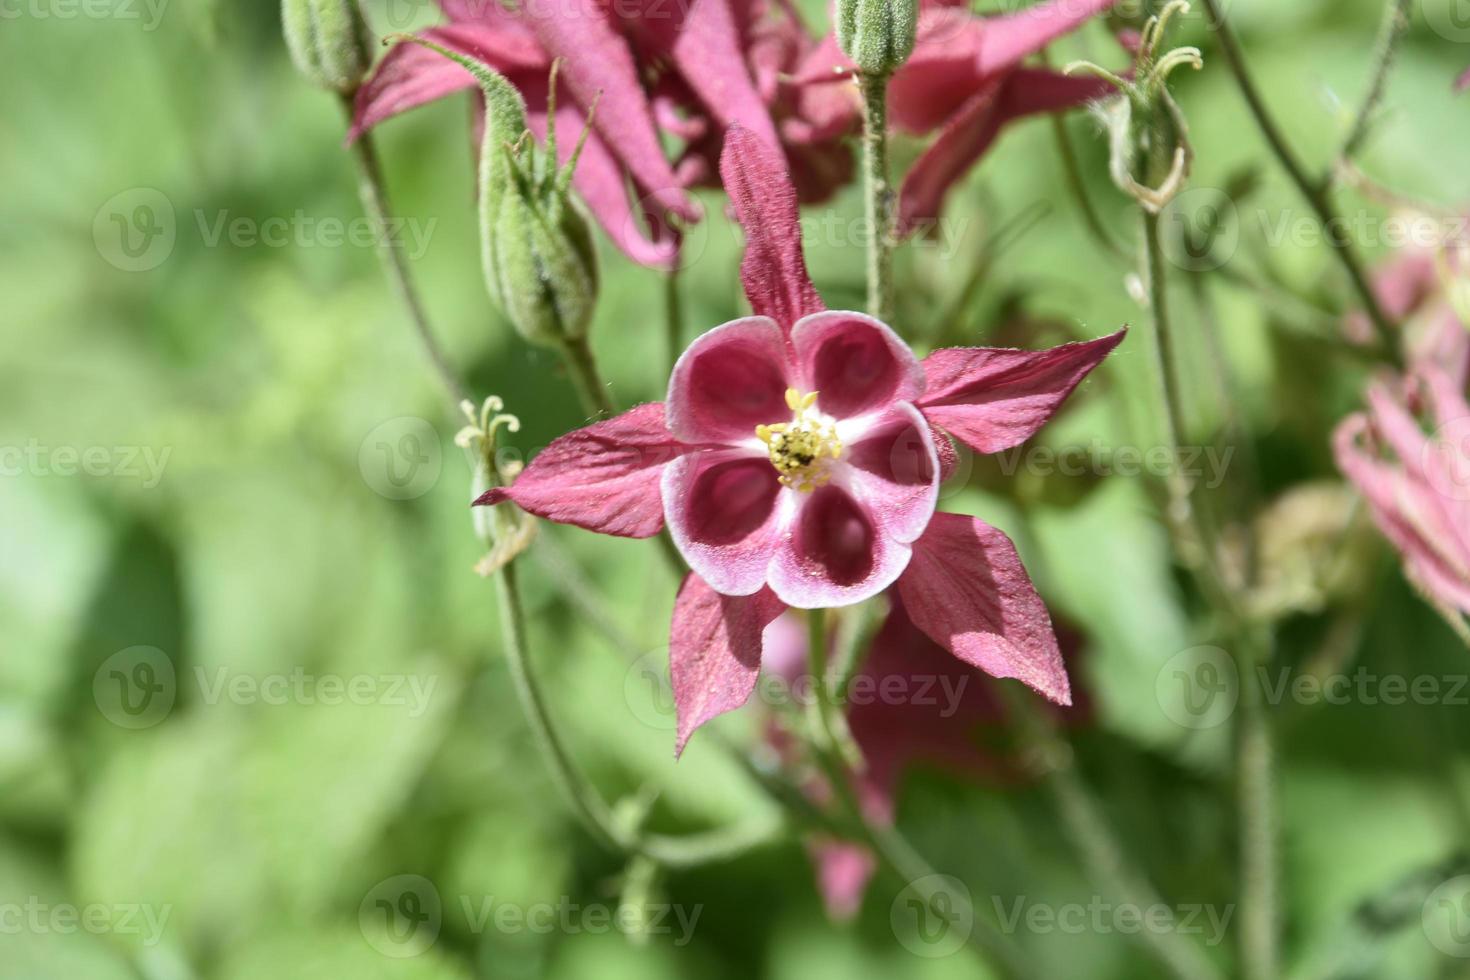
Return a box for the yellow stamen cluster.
[756,389,843,492]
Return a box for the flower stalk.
[1197,0,1402,367]
[1332,0,1412,173]
[339,98,469,411]
[858,71,895,321]
[464,399,785,868]
[803,608,1033,980]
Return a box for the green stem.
[1141,210,1232,604]
[493,554,784,868]
[858,71,894,322]
[1198,0,1401,367]
[803,609,1033,979]
[560,333,615,418]
[1003,686,1225,980]
[1143,205,1278,978]
[1237,630,1279,980]
[1046,98,1129,263]
[1332,0,1411,171]
[341,96,468,410]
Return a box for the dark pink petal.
[720,125,826,331]
[521,0,698,222]
[663,452,786,595]
[897,69,1113,230]
[896,511,1069,704]
[767,485,912,608]
[973,0,1118,77]
[473,403,684,538]
[671,574,785,755]
[916,329,1124,454]
[895,79,1005,231]
[667,316,795,443]
[349,24,546,142]
[842,404,940,544]
[665,0,783,151]
[790,311,925,420]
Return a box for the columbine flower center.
[756,389,842,493]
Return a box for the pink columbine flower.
[1335,367,1470,618]
[789,0,1120,231]
[351,0,785,268]
[475,127,1123,752]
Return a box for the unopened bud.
[281,0,374,94]
[398,40,599,348]
[837,0,918,76]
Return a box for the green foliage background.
[4,0,1470,977]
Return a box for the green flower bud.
[281,0,374,94]
[400,40,599,349]
[837,0,918,76]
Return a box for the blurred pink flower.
[350,0,785,268]
[1457,66,1470,92]
[789,0,1119,230]
[475,127,1121,752]
[1345,214,1470,388]
[1335,367,1470,616]
[761,602,1087,918]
